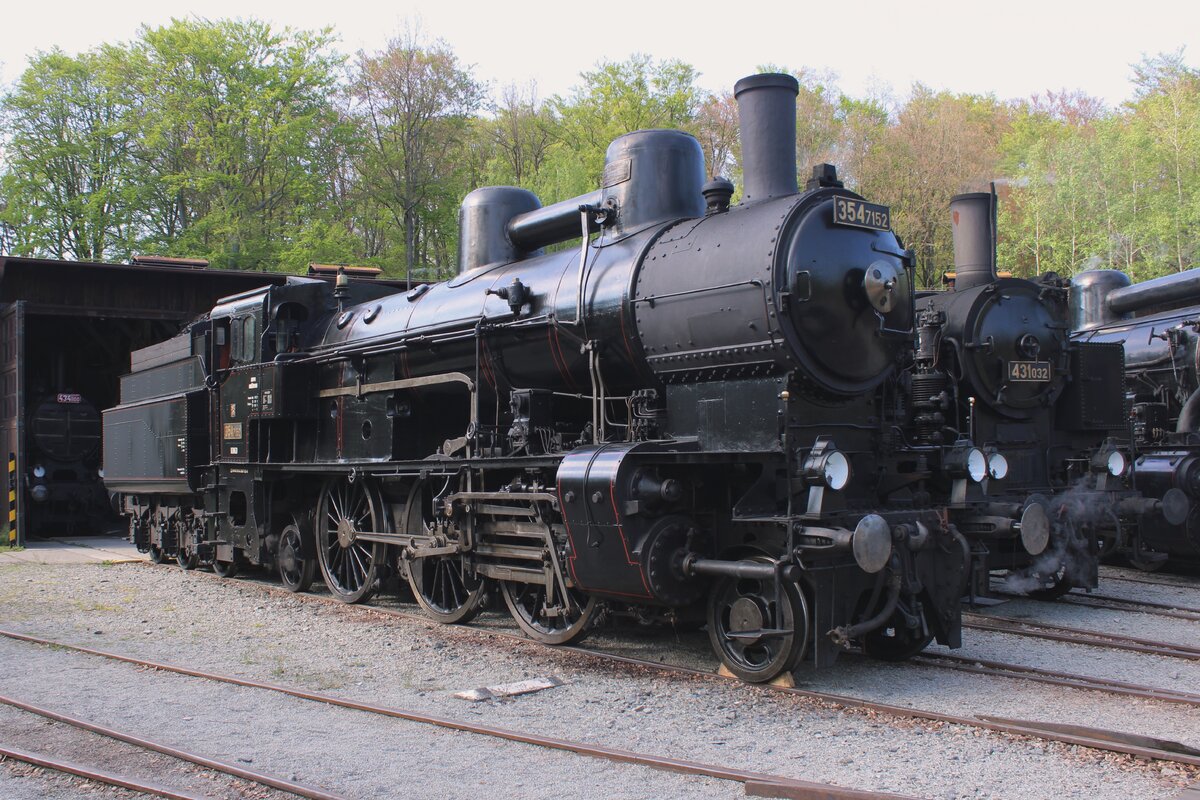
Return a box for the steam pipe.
[506,191,603,251]
[827,554,902,646]
[1178,387,1200,433]
[733,73,799,203]
[1106,267,1200,316]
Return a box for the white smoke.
[1000,480,1105,595]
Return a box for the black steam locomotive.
[1071,267,1200,567]
[104,73,1064,682]
[912,193,1171,600]
[24,393,115,536]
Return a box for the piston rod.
[681,556,798,582]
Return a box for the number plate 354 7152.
[832,197,891,231]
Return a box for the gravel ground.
[0,702,299,800]
[0,560,1197,800]
[0,761,144,800]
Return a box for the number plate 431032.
[1008,361,1052,382]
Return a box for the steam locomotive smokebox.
[457,187,543,274]
[599,129,706,238]
[949,192,997,291]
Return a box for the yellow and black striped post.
[7,453,16,546]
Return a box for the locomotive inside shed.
[0,257,322,543]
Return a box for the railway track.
[0,693,346,800]
[1098,567,1200,590]
[6,619,1200,776]
[73,562,1200,770]
[0,743,210,800]
[911,652,1200,708]
[986,584,1200,621]
[0,629,910,800]
[963,613,1200,660]
[1061,591,1200,621]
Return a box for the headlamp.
[986,452,1009,481]
[803,438,852,491]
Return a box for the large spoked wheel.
[863,607,935,661]
[408,554,488,623]
[278,522,316,593]
[316,476,386,604]
[707,564,808,683]
[500,580,597,645]
[402,480,487,623]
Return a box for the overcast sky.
[1,0,1195,106]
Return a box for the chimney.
[733,73,799,203]
[949,189,998,291]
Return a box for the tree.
[694,91,739,180]
[1129,51,1200,273]
[484,82,555,187]
[116,18,345,269]
[550,54,701,195]
[833,95,890,190]
[0,48,135,260]
[856,86,1010,287]
[349,28,483,283]
[999,92,1112,277]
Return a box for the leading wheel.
[278,522,316,593]
[707,565,808,683]
[1128,551,1167,572]
[176,542,198,571]
[500,580,596,645]
[402,480,487,623]
[1024,564,1074,601]
[863,608,934,661]
[212,549,244,578]
[148,545,164,564]
[316,476,386,604]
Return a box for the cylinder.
[457,187,543,274]
[1069,269,1131,331]
[949,191,997,291]
[733,73,799,204]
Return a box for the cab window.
[228,315,258,365]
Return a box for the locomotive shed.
[0,256,399,545]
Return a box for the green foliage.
[853,86,1011,286]
[0,48,136,260]
[118,18,346,269]
[549,54,701,196]
[999,53,1200,280]
[347,27,484,282]
[1,28,1198,290]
